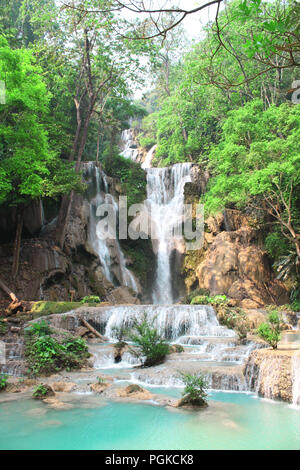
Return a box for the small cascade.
[141,144,157,169]
[292,354,300,406]
[120,129,139,161]
[145,163,192,304]
[0,339,25,376]
[84,162,138,292]
[102,304,235,341]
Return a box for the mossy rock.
[191,295,209,305]
[30,301,98,319]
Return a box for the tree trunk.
[0,277,18,302]
[80,316,108,341]
[12,212,23,279]
[55,192,73,249]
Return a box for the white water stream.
[85,162,137,292]
[146,163,192,304]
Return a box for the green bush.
[257,311,282,349]
[32,384,51,399]
[179,373,208,407]
[129,313,170,367]
[0,374,8,391]
[102,153,146,207]
[185,288,210,304]
[191,295,209,305]
[290,300,300,312]
[25,334,89,376]
[191,294,228,306]
[25,320,52,337]
[218,307,250,341]
[80,295,101,304]
[0,320,8,336]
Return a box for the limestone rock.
[90,382,110,394]
[176,395,208,408]
[51,382,76,393]
[33,384,55,400]
[106,287,140,305]
[117,384,153,400]
[244,349,294,402]
[196,229,288,306]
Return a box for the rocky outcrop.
[244,349,296,402]
[184,209,288,307]
[117,384,153,400]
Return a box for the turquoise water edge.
[1,390,299,450]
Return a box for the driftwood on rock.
[79,316,108,342]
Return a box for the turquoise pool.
[0,391,299,450]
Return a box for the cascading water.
[85,162,138,292]
[103,304,235,340]
[141,144,157,169]
[145,163,192,304]
[120,129,139,161]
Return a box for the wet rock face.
[244,349,293,402]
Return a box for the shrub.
[81,295,101,304]
[0,320,8,336]
[190,294,228,306]
[218,307,250,341]
[179,373,208,407]
[0,374,8,391]
[257,311,282,349]
[25,320,52,337]
[291,300,300,312]
[32,384,53,399]
[129,313,170,367]
[191,295,209,305]
[185,288,210,304]
[25,334,89,376]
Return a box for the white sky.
[126,1,223,98]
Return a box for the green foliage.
[25,320,52,337]
[218,307,250,341]
[191,294,228,306]
[25,333,89,376]
[184,288,210,304]
[180,373,208,406]
[265,230,291,261]
[0,374,8,391]
[191,295,209,305]
[257,311,282,349]
[102,153,146,207]
[0,320,8,335]
[80,296,101,304]
[129,313,170,367]
[0,36,81,208]
[290,300,300,312]
[32,384,50,398]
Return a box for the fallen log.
[0,277,19,303]
[79,317,108,342]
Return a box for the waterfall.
[142,144,157,169]
[102,304,236,341]
[145,163,192,304]
[85,162,138,292]
[120,129,139,161]
[292,354,300,406]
